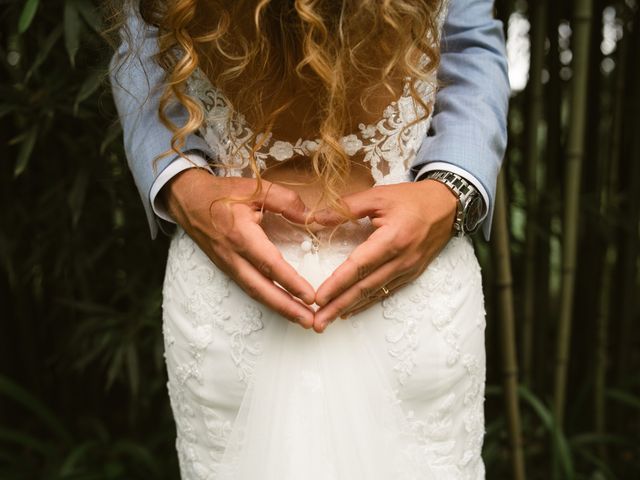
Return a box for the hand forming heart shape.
[164,169,458,334]
[307,179,458,333]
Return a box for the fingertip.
[281,212,304,225]
[302,291,316,305]
[295,316,314,329]
[314,295,328,308]
[313,210,338,227]
[314,321,328,334]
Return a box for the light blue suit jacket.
[110,0,509,242]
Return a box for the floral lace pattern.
[163,230,487,479]
[186,67,436,185]
[163,229,266,479]
[379,235,487,478]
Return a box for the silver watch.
[422,170,485,237]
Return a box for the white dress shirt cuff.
[413,162,490,225]
[149,153,214,223]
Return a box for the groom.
[111,0,509,332]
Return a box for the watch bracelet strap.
[421,169,483,236]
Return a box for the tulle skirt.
[161,211,487,479]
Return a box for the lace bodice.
[186,63,437,186]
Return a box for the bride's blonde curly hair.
[112,0,445,219]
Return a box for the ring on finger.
[342,277,408,318]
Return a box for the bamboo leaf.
[13,125,38,177]
[571,432,637,448]
[573,447,619,480]
[126,344,140,398]
[518,385,574,478]
[100,122,122,155]
[68,168,89,227]
[18,0,40,34]
[0,104,14,118]
[0,426,51,456]
[59,442,96,474]
[75,0,103,33]
[0,375,72,443]
[74,69,104,115]
[112,440,161,475]
[25,24,63,81]
[64,0,82,67]
[106,348,124,391]
[606,388,640,410]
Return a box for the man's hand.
[162,168,317,328]
[311,179,459,333]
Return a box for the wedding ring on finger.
[341,281,401,320]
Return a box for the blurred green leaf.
[74,69,104,115]
[26,24,63,81]
[59,442,96,475]
[18,0,40,34]
[0,104,13,118]
[518,385,575,479]
[573,447,619,480]
[64,0,82,67]
[126,344,140,399]
[100,122,123,155]
[0,426,51,456]
[106,347,124,391]
[606,389,640,410]
[571,432,637,448]
[0,375,72,444]
[68,167,90,227]
[76,0,103,33]
[13,124,38,177]
[112,440,162,476]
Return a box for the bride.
[110,0,508,478]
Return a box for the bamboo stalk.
[522,0,547,389]
[492,169,527,480]
[616,3,640,394]
[536,0,562,395]
[593,7,628,462]
[553,0,594,428]
[595,244,615,460]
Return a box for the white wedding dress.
[161,6,487,478]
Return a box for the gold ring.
[380,286,390,297]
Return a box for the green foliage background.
[1,0,638,479]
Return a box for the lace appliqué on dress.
[382,236,487,478]
[185,67,437,186]
[163,229,265,479]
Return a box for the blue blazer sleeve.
[109,9,216,239]
[411,0,510,242]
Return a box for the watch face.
[464,195,483,232]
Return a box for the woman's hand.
[162,168,317,328]
[311,179,459,333]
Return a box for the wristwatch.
[421,170,485,237]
